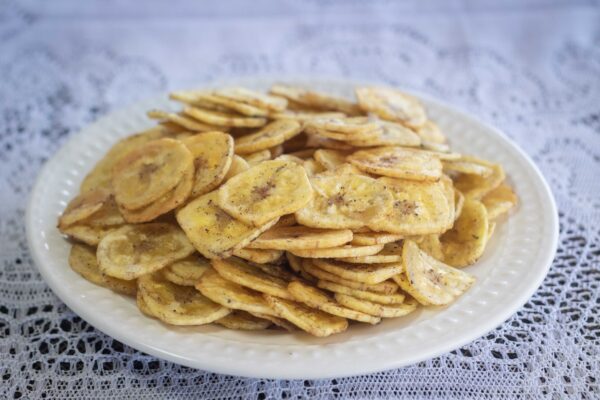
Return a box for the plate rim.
[26,77,559,379]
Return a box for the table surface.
[1,1,599,399]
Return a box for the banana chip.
[69,244,136,296]
[218,160,313,226]
[335,293,417,318]
[242,149,271,166]
[171,91,270,117]
[176,191,278,259]
[136,290,155,317]
[224,155,250,180]
[181,132,234,197]
[313,149,351,171]
[348,121,421,148]
[264,295,348,337]
[306,116,380,134]
[234,120,302,154]
[247,226,353,250]
[288,281,380,324]
[97,223,195,280]
[316,280,405,305]
[214,87,288,112]
[338,242,403,264]
[415,121,446,144]
[453,160,505,199]
[302,159,326,177]
[270,110,346,121]
[212,257,293,299]
[305,134,354,151]
[443,157,494,177]
[355,87,427,128]
[183,106,267,128]
[441,198,489,267]
[139,272,231,325]
[351,232,403,245]
[306,125,380,142]
[83,195,126,228]
[396,240,475,305]
[348,147,442,181]
[416,234,444,261]
[147,109,223,131]
[270,84,361,115]
[233,248,283,264]
[58,189,111,229]
[482,183,518,220]
[290,243,383,259]
[313,258,403,284]
[162,255,211,286]
[61,224,120,246]
[215,311,272,330]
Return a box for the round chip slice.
[176,191,279,259]
[270,84,361,115]
[246,226,353,250]
[181,132,234,197]
[313,258,403,284]
[233,248,283,264]
[162,255,211,286]
[69,244,137,296]
[415,120,446,144]
[305,134,354,151]
[302,159,326,177]
[441,198,489,267]
[171,91,270,117]
[453,160,506,199]
[215,311,272,330]
[224,155,250,180]
[242,149,271,166]
[147,110,223,132]
[355,87,427,128]
[481,183,518,220]
[112,138,193,210]
[183,106,266,128]
[337,242,403,264]
[351,232,404,245]
[305,125,381,142]
[316,280,405,305]
[97,223,195,280]
[58,189,111,229]
[139,272,231,325]
[313,149,352,171]
[348,146,443,181]
[234,120,302,155]
[214,87,288,112]
[334,293,418,318]
[218,160,313,226]
[61,224,120,246]
[348,121,422,147]
[306,116,380,134]
[398,240,475,305]
[290,243,383,259]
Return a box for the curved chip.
[348,147,442,181]
[235,120,302,155]
[176,191,278,259]
[355,87,427,128]
[264,294,348,337]
[396,240,475,305]
[351,232,404,245]
[218,160,313,226]
[302,158,326,177]
[313,258,403,284]
[313,149,351,171]
[83,195,126,228]
[97,223,195,280]
[270,110,346,121]
[348,121,421,147]
[61,224,120,246]
[481,183,518,220]
[453,159,506,199]
[171,91,270,117]
[147,110,223,131]
[215,311,272,330]
[224,155,250,180]
[211,257,293,299]
[415,120,446,144]
[181,132,234,197]
[305,134,354,150]
[233,248,283,264]
[270,84,361,115]
[441,198,489,267]
[443,157,494,177]
[337,242,403,264]
[334,293,417,318]
[112,138,193,210]
[139,272,230,325]
[242,149,271,166]
[162,255,211,286]
[183,106,266,128]
[58,189,111,229]
[214,87,288,112]
[69,244,136,296]
[288,281,380,324]
[306,116,380,134]
[290,243,383,259]
[247,226,353,250]
[305,125,380,142]
[316,280,405,305]
[416,234,444,261]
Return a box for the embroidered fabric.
[1,1,598,398]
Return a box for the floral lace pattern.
[1,1,599,398]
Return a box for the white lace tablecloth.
[1,1,599,398]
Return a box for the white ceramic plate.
[26,78,558,379]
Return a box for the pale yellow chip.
[139,272,230,325]
[337,242,403,264]
[82,195,126,228]
[97,223,195,280]
[61,224,121,246]
[119,164,194,223]
[302,158,326,177]
[69,244,136,296]
[211,257,293,300]
[275,154,304,165]
[305,125,380,142]
[181,132,234,197]
[295,173,393,230]
[348,146,442,181]
[270,110,346,121]
[112,138,193,210]
[348,121,422,147]
[351,232,404,245]
[242,149,271,166]
[136,290,154,317]
[234,120,302,155]
[196,268,276,315]
[248,312,297,331]
[313,149,351,171]
[288,281,380,324]
[443,156,494,177]
[488,222,497,240]
[441,198,489,267]
[290,243,383,259]
[396,240,475,305]
[439,174,456,230]
[247,226,353,250]
[316,280,405,305]
[58,189,111,229]
[312,258,403,284]
[335,293,418,318]
[224,155,250,180]
[215,311,272,330]
[214,87,288,112]
[306,116,380,134]
[415,120,446,144]
[370,178,450,235]
[272,214,297,228]
[301,259,398,294]
[183,106,267,128]
[305,134,354,151]
[218,160,313,226]
[176,191,278,259]
[162,255,211,286]
[147,110,222,132]
[481,183,518,220]
[171,91,270,116]
[453,159,506,199]
[455,189,465,221]
[264,295,348,337]
[355,87,427,128]
[233,248,283,264]
[416,234,444,261]
[270,84,361,115]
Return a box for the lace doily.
[1,1,598,398]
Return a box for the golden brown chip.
[337,242,403,264]
[316,280,405,304]
[233,248,283,264]
[453,159,506,199]
[348,121,421,148]
[270,84,361,115]
[355,87,427,128]
[351,232,404,245]
[348,147,442,181]
[139,272,230,325]
[176,191,278,259]
[481,183,518,220]
[334,293,417,318]
[290,243,383,259]
[441,198,489,267]
[215,311,272,330]
[58,189,111,229]
[61,224,120,246]
[83,195,126,228]
[270,110,346,121]
[264,295,348,337]
[181,132,234,197]
[307,116,379,134]
[272,214,297,228]
[183,106,266,128]
[69,244,136,296]
[313,258,403,284]
[136,290,154,316]
[214,87,288,112]
[234,120,302,154]
[218,160,313,226]
[212,257,293,299]
[162,255,211,286]
[247,226,353,250]
[147,110,223,132]
[171,91,270,116]
[97,223,195,280]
